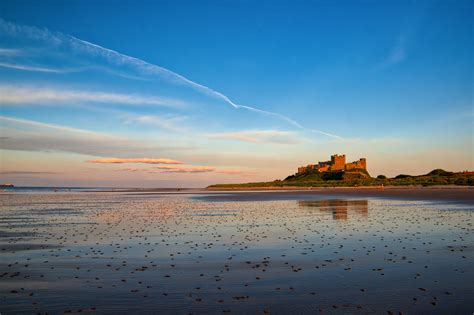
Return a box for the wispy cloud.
[0,47,23,56]
[0,61,69,73]
[0,85,186,108]
[0,115,194,156]
[0,18,342,139]
[208,130,302,145]
[114,168,143,172]
[0,171,61,175]
[376,35,408,70]
[0,115,107,136]
[330,137,407,145]
[387,41,406,64]
[123,114,189,133]
[387,37,406,65]
[87,158,184,165]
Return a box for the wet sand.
[1,191,473,314]
[203,186,474,204]
[88,186,474,204]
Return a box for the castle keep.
[297,154,367,174]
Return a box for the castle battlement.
[297,154,366,174]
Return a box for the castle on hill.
[297,154,367,174]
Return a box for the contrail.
[0,18,342,139]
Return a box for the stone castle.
[297,154,367,174]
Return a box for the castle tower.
[331,154,346,171]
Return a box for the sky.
[0,0,473,187]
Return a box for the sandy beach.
[1,190,473,314]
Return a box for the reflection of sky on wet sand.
[0,192,473,314]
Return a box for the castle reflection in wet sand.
[299,199,369,220]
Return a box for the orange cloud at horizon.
[111,165,257,176]
[114,168,143,172]
[152,166,215,173]
[87,158,184,164]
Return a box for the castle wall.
[298,164,318,174]
[345,158,367,170]
[298,166,307,174]
[318,165,330,172]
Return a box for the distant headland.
[208,154,474,189]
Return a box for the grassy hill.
[208,169,474,189]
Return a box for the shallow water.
[1,192,473,314]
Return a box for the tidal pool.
[1,192,473,314]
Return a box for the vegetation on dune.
[208,169,474,188]
[427,169,454,176]
[395,174,412,179]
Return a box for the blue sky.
[0,0,472,187]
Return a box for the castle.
[297,154,367,174]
